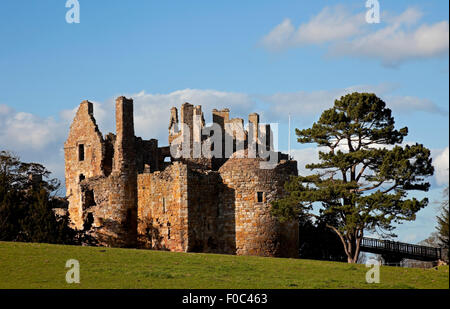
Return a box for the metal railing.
[360,237,442,261]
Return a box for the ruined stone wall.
[65,97,139,247]
[65,98,299,257]
[224,118,247,157]
[109,96,138,247]
[103,133,115,177]
[135,138,159,173]
[137,163,237,255]
[79,174,137,247]
[185,168,235,254]
[212,109,229,160]
[64,101,106,229]
[137,162,189,252]
[219,158,299,258]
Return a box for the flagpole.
[288,114,291,159]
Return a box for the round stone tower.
[218,154,299,258]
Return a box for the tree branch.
[355,163,369,182]
[356,181,384,193]
[382,182,399,194]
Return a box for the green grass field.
[0,241,448,289]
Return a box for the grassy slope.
[0,241,448,289]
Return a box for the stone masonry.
[65,97,299,257]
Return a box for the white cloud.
[386,7,423,26]
[0,102,110,185]
[263,83,446,121]
[0,110,63,152]
[388,96,448,115]
[333,20,449,66]
[0,89,255,177]
[261,6,365,51]
[0,104,13,115]
[433,147,449,186]
[261,6,449,66]
[264,84,389,120]
[0,88,446,188]
[261,18,296,51]
[0,106,68,185]
[290,147,321,176]
[403,233,419,243]
[124,89,255,142]
[294,6,365,45]
[290,141,419,179]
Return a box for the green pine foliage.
[272,93,434,263]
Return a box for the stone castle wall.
[79,174,135,247]
[65,97,300,257]
[219,157,299,258]
[64,101,105,229]
[65,97,139,247]
[185,168,232,254]
[137,162,189,251]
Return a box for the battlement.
[168,102,278,167]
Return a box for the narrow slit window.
[162,197,166,213]
[257,192,264,203]
[78,144,85,161]
[167,222,171,239]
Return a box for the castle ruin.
[64,97,299,257]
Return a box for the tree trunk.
[326,224,363,263]
[347,233,363,263]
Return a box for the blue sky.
[0,0,448,244]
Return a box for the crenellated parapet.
[168,103,280,170]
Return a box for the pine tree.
[272,93,434,263]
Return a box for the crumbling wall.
[186,168,235,253]
[79,175,137,247]
[65,98,299,257]
[138,163,236,254]
[109,96,138,247]
[64,101,106,229]
[219,157,299,258]
[135,138,159,173]
[137,162,189,251]
[103,133,115,177]
[64,97,138,247]
[224,118,247,157]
